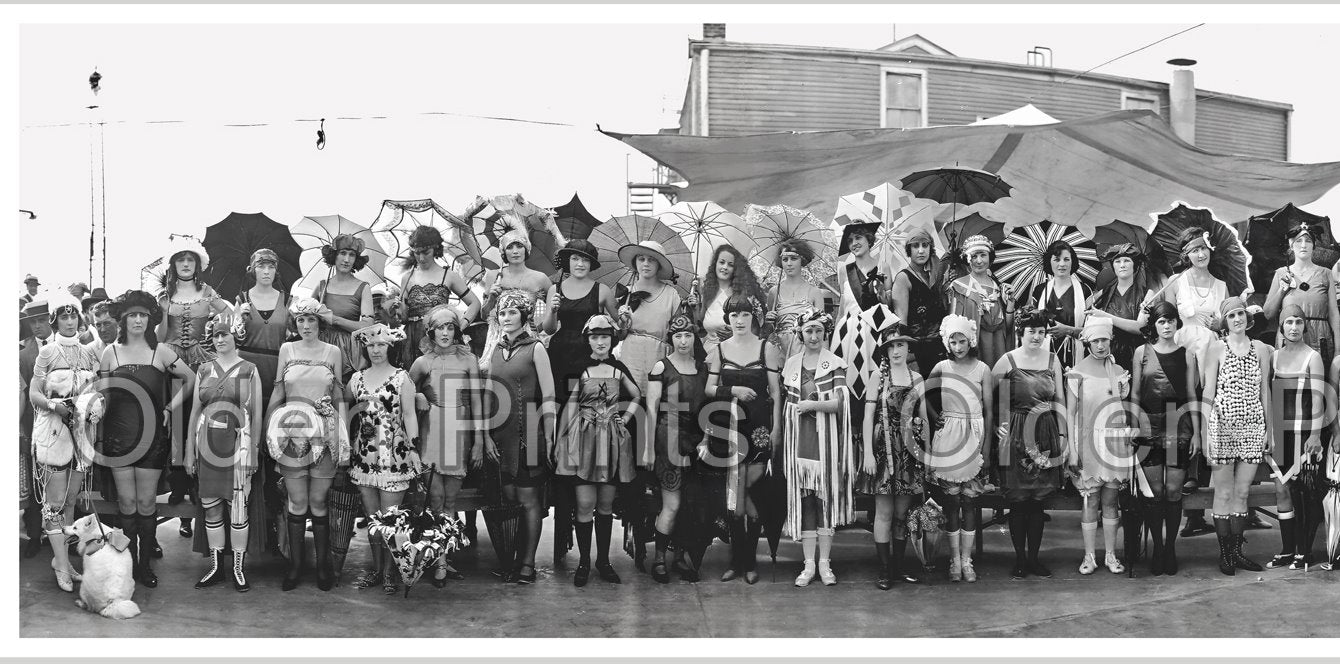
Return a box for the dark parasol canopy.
[550,193,603,242]
[1243,203,1337,294]
[1147,204,1252,296]
[200,212,302,301]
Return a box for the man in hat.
[19,274,39,310]
[77,288,111,345]
[18,298,51,557]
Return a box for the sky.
[17,14,1340,298]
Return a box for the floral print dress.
[349,368,422,492]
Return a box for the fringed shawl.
[781,348,854,539]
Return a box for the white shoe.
[961,557,977,583]
[794,562,815,587]
[1079,553,1098,575]
[948,554,962,582]
[818,559,837,586]
[1105,552,1126,575]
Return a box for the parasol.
[199,213,303,302]
[745,204,841,290]
[748,458,788,581]
[1147,203,1253,296]
[898,167,1013,229]
[462,194,566,281]
[587,214,697,296]
[993,220,1100,304]
[937,213,1008,287]
[483,505,521,574]
[834,183,946,276]
[370,198,483,281]
[659,201,756,282]
[289,214,393,294]
[326,470,364,582]
[906,497,946,572]
[550,193,603,242]
[1085,219,1157,293]
[1243,203,1338,295]
[368,505,469,597]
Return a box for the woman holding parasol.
[1263,223,1340,369]
[947,235,1015,370]
[1202,296,1272,576]
[702,294,783,584]
[542,239,620,404]
[267,296,348,591]
[890,229,946,376]
[310,235,377,381]
[781,309,854,587]
[28,293,101,591]
[1025,240,1090,368]
[992,306,1064,579]
[926,313,993,582]
[765,240,825,360]
[480,225,553,370]
[861,323,930,588]
[1130,301,1200,575]
[409,305,489,586]
[98,290,196,588]
[1087,244,1152,372]
[393,226,481,369]
[1065,318,1133,576]
[615,241,685,392]
[347,323,422,595]
[1265,305,1327,570]
[184,313,261,592]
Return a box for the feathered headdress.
[353,323,408,346]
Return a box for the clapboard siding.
[707,50,880,135]
[1196,97,1288,160]
[700,46,1289,161]
[925,67,1121,125]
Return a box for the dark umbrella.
[1086,219,1153,292]
[1243,203,1337,295]
[200,212,302,301]
[1148,204,1252,296]
[747,457,788,581]
[899,167,1013,231]
[551,193,603,242]
[936,212,1007,286]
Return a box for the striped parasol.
[993,220,1099,299]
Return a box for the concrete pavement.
[18,511,1339,638]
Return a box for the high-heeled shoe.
[51,558,78,592]
[597,562,621,584]
[743,570,759,585]
[512,565,537,585]
[573,564,590,587]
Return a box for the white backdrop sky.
[16,11,1340,298]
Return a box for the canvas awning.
[606,110,1340,237]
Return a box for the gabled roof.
[876,34,955,57]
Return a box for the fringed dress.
[781,349,853,539]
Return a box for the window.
[882,69,927,129]
[1122,92,1160,114]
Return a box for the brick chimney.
[703,23,726,40]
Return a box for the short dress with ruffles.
[271,345,344,479]
[1069,360,1132,494]
[1206,340,1267,465]
[348,368,421,492]
[857,367,926,496]
[999,354,1063,501]
[555,359,635,485]
[927,359,989,497]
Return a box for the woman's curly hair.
[700,244,767,312]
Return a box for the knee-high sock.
[1143,500,1164,553]
[594,513,614,566]
[817,528,834,563]
[1081,520,1098,557]
[205,514,226,550]
[1026,503,1046,561]
[1008,504,1028,563]
[1277,509,1297,556]
[575,518,593,565]
[800,531,817,564]
[1163,499,1182,556]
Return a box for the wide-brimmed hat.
[618,240,673,280]
[20,298,48,322]
[108,290,163,327]
[554,239,601,272]
[1101,243,1143,265]
[838,222,881,256]
[80,287,110,311]
[163,234,210,274]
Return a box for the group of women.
[21,218,1340,602]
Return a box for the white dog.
[63,514,140,620]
